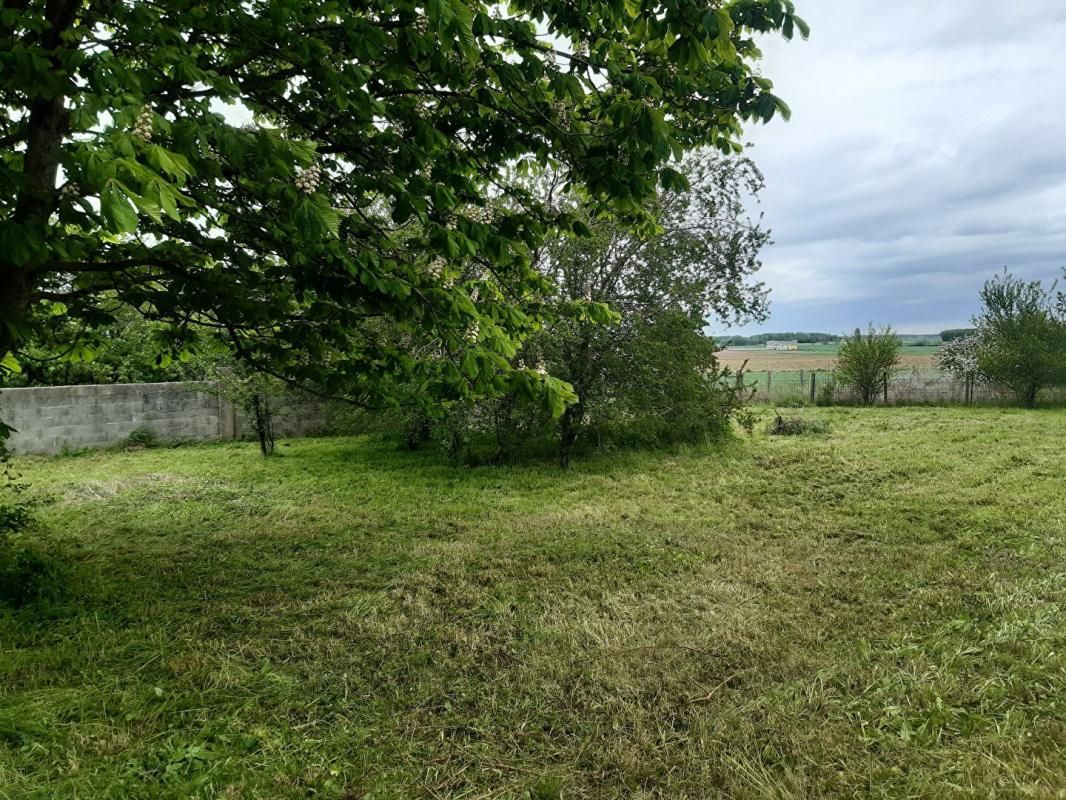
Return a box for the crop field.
[717,343,941,372]
[3,407,1066,798]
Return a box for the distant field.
[718,342,941,372]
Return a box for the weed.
[766,414,831,435]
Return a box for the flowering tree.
[0,0,807,423]
[936,335,986,382]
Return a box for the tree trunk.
[251,393,275,456]
[405,414,432,450]
[558,400,584,469]
[2,0,83,358]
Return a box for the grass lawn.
[3,407,1066,798]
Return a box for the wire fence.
[744,368,1066,406]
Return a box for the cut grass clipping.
[2,407,1065,798]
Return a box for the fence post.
[766,370,772,400]
[809,372,817,404]
[883,372,889,405]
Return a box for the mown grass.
[2,407,1065,799]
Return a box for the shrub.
[815,376,837,407]
[0,545,62,607]
[531,310,755,464]
[766,415,830,436]
[775,393,808,408]
[123,426,159,449]
[208,364,289,456]
[0,412,59,607]
[0,419,32,540]
[970,271,1066,408]
[835,325,902,405]
[426,312,754,466]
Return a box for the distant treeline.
[715,332,840,346]
[939,328,976,342]
[717,329,973,347]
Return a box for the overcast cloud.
[717,0,1066,335]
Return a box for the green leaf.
[702,11,719,38]
[1,352,22,375]
[101,182,138,234]
[542,376,578,418]
[311,194,341,238]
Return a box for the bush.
[0,412,60,607]
[775,393,809,408]
[766,415,831,436]
[123,426,159,449]
[835,325,902,405]
[533,310,754,464]
[970,271,1066,408]
[0,545,62,607]
[208,364,289,456]
[815,377,837,407]
[420,312,754,466]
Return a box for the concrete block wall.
[0,382,233,455]
[232,397,334,440]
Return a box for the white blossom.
[294,163,322,194]
[937,335,987,382]
[132,107,154,141]
[467,205,493,224]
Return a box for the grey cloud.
[722,0,1066,334]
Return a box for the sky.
[715,0,1066,336]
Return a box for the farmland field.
[717,342,941,372]
[3,407,1066,798]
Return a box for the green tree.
[1,305,215,387]
[972,270,1066,408]
[939,328,976,343]
[0,0,807,419]
[835,325,901,405]
[531,150,769,462]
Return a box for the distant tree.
[716,332,838,346]
[940,328,977,342]
[835,325,901,405]
[936,335,985,384]
[971,271,1066,407]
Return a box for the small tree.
[936,334,987,402]
[210,363,287,456]
[835,325,901,405]
[971,271,1066,408]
